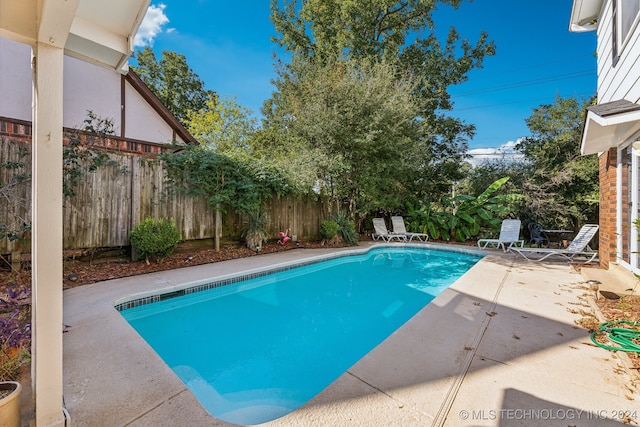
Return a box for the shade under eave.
[0,0,151,72]
[581,100,640,155]
[569,0,603,32]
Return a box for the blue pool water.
[120,246,481,425]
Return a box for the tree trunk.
[214,204,221,252]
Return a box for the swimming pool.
[119,246,482,425]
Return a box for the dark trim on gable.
[125,70,198,145]
[121,74,126,138]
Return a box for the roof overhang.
[0,0,151,73]
[581,100,640,155]
[569,0,603,32]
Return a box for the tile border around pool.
[113,243,485,312]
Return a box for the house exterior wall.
[64,55,123,133]
[124,83,178,143]
[0,37,187,145]
[596,1,640,104]
[599,148,617,268]
[583,1,640,271]
[0,38,32,121]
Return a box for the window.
[612,0,640,66]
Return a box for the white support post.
[31,42,66,427]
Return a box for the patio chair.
[477,219,524,251]
[390,216,429,242]
[372,218,406,242]
[528,223,549,247]
[509,224,599,262]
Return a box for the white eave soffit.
[0,0,151,73]
[581,101,640,155]
[569,0,604,32]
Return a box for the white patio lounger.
[372,218,406,242]
[509,224,599,262]
[391,216,429,242]
[477,219,523,251]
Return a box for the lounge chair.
[372,218,406,242]
[390,216,429,242]
[509,224,599,262]
[477,219,524,251]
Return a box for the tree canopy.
[456,95,599,231]
[270,0,495,119]
[265,0,496,215]
[132,47,216,125]
[264,58,426,215]
[516,95,598,229]
[187,96,257,155]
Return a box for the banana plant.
[406,177,523,242]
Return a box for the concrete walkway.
[61,243,640,426]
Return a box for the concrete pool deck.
[60,242,640,426]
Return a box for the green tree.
[132,47,216,124]
[516,95,598,229]
[160,147,290,251]
[268,0,495,207]
[187,96,257,155]
[247,126,320,196]
[263,58,426,218]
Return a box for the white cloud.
[467,138,526,167]
[134,4,170,47]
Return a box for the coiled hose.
[590,320,640,352]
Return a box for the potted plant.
[1,284,31,427]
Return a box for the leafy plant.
[130,217,181,264]
[319,220,339,241]
[240,208,270,252]
[0,285,31,381]
[407,177,522,242]
[63,111,126,198]
[160,146,291,251]
[331,211,359,246]
[0,146,31,250]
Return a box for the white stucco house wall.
[0,36,195,149]
[571,0,640,274]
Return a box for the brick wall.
[599,148,617,268]
[0,117,31,143]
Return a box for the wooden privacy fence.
[0,137,326,254]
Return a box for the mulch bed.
[0,239,338,291]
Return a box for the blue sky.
[133,1,597,156]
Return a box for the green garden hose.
[590,320,640,352]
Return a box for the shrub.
[332,211,359,246]
[130,217,181,263]
[319,220,339,241]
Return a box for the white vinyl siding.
[598,0,640,104]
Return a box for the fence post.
[130,158,141,260]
